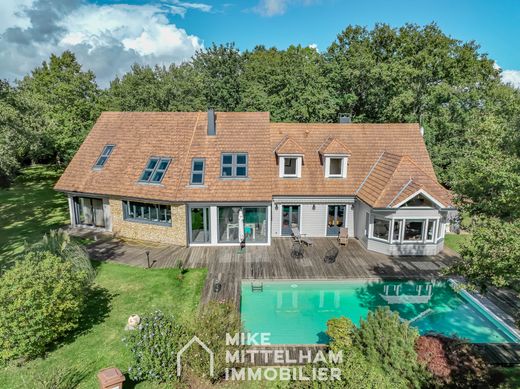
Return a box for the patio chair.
[291,227,313,246]
[324,247,339,263]
[337,227,348,246]
[291,241,304,259]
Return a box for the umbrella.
[238,209,245,243]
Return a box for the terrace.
[84,234,457,305]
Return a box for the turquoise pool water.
[240,280,520,344]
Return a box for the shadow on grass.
[48,284,115,353]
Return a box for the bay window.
[373,218,390,241]
[404,220,424,241]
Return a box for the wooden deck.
[84,233,520,365]
[87,237,456,305]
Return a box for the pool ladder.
[251,282,263,292]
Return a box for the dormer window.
[325,156,347,178]
[279,156,302,178]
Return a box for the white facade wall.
[272,197,355,238]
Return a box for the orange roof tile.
[273,136,305,155]
[318,137,351,155]
[55,114,453,209]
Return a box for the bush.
[354,307,430,388]
[294,316,396,389]
[124,310,190,383]
[416,335,489,387]
[187,301,243,382]
[0,251,91,363]
[28,229,95,282]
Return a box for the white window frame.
[279,155,302,178]
[371,216,391,242]
[324,156,347,178]
[425,219,436,242]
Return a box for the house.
[54,110,455,256]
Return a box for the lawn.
[0,262,207,389]
[444,233,470,254]
[0,165,69,266]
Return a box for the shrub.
[354,307,430,388]
[124,310,190,383]
[416,335,489,387]
[187,301,243,382]
[28,229,95,282]
[294,316,395,389]
[0,251,90,363]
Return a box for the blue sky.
[1,0,519,87]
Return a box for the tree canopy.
[1,23,519,290]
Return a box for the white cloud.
[501,70,520,89]
[253,0,317,17]
[0,0,209,87]
[254,0,288,16]
[308,43,318,51]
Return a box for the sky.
[1,0,519,88]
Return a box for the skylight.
[93,145,115,169]
[139,157,171,184]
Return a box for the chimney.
[339,113,351,123]
[207,108,216,136]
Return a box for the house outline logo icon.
[176,336,214,377]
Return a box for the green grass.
[444,233,471,254]
[0,262,207,389]
[0,165,69,265]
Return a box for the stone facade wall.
[109,199,187,246]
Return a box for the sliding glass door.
[74,197,105,228]
[190,207,210,244]
[327,205,345,236]
[217,206,268,243]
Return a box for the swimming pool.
[240,279,520,345]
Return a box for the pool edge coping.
[449,278,520,343]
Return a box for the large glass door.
[190,207,210,244]
[74,197,105,227]
[327,205,345,236]
[281,205,300,236]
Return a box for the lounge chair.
[291,227,313,246]
[338,227,348,246]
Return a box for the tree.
[241,45,337,122]
[448,217,520,290]
[354,307,429,388]
[0,80,48,185]
[192,43,243,111]
[326,23,500,183]
[17,51,100,164]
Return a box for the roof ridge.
[388,179,416,207]
[355,151,387,194]
[272,135,289,154]
[175,112,201,200]
[400,154,438,181]
[372,154,409,206]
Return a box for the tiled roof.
[273,136,305,155]
[55,113,453,208]
[356,152,454,208]
[55,112,273,202]
[318,137,351,155]
[269,123,444,200]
